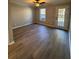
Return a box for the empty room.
[8,0,71,59]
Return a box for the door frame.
[56,5,70,30]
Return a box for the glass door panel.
[57,8,65,27]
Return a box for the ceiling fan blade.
[35,0,40,1]
[40,2,45,4]
[33,1,36,3]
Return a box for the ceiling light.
[35,3,40,7]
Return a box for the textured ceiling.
[9,0,71,6]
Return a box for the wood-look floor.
[8,24,70,59]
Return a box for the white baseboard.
[8,41,15,45]
[69,31,71,48]
[12,23,32,29]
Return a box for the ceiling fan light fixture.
[35,3,40,7]
[34,0,45,7]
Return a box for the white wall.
[10,3,33,29]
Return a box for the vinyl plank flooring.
[8,24,70,59]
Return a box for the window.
[40,8,46,21]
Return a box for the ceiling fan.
[33,0,45,7]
